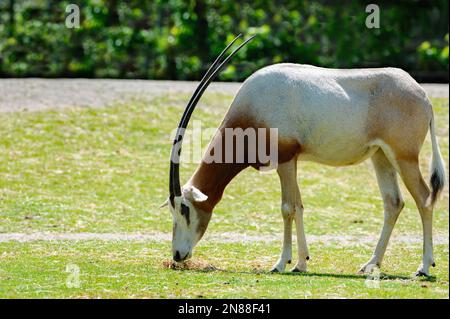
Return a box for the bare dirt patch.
[163,259,217,271]
[0,79,241,112]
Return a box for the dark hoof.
[306,256,310,261]
[432,262,436,267]
[415,271,429,277]
[291,267,307,273]
[287,260,291,264]
[270,268,280,273]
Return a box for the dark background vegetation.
[0,0,448,82]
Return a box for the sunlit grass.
[0,94,448,298]
[0,241,447,298]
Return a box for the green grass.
[0,241,448,298]
[0,93,448,298]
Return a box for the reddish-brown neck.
[189,161,248,213]
[187,115,266,213]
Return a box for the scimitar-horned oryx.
[162,34,446,276]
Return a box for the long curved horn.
[169,34,242,200]
[169,35,256,200]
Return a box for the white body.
[230,64,429,166]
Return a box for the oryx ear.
[159,198,169,208]
[183,186,208,203]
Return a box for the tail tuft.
[428,114,446,206]
[430,170,445,205]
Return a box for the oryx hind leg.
[271,158,309,273]
[359,149,404,274]
[395,157,435,276]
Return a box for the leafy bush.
[417,34,449,71]
[0,0,448,81]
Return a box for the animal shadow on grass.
[162,260,433,282]
[278,271,435,282]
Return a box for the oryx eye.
[180,203,190,225]
[180,203,189,215]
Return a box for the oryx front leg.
[359,149,404,274]
[272,159,308,273]
[270,203,294,272]
[292,202,309,272]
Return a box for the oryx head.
[165,34,255,262]
[164,185,210,262]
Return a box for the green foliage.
[417,34,449,71]
[0,0,448,81]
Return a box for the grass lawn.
[0,92,448,298]
[0,241,448,298]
